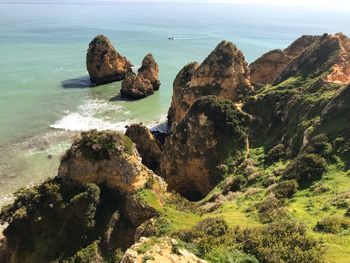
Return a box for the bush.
[315,216,350,234]
[205,247,258,263]
[270,180,298,199]
[283,153,327,188]
[267,144,286,162]
[257,195,287,223]
[194,217,229,237]
[177,219,324,263]
[304,134,333,158]
[64,241,102,263]
[234,220,325,263]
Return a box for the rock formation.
[249,35,321,84]
[274,33,350,85]
[120,54,161,100]
[161,96,249,200]
[125,123,162,171]
[120,72,154,99]
[58,130,153,193]
[167,41,253,125]
[121,237,207,263]
[138,53,161,90]
[86,35,131,85]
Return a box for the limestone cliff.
[161,96,249,200]
[86,35,131,85]
[249,35,321,84]
[167,41,253,125]
[274,33,350,85]
[125,124,162,172]
[58,130,153,193]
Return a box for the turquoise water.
[0,1,350,205]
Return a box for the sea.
[0,0,350,206]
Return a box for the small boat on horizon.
[168,37,175,40]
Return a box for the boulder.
[249,35,321,84]
[125,123,162,171]
[161,96,249,200]
[167,41,253,125]
[58,130,153,193]
[86,35,131,85]
[121,237,207,263]
[138,53,161,90]
[120,72,154,100]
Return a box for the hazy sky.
[92,0,350,6]
[5,0,350,9]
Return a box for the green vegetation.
[283,153,327,188]
[176,218,324,263]
[62,130,134,161]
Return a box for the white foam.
[50,99,129,132]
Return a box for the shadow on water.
[61,76,94,89]
[109,94,133,102]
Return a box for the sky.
[4,0,350,9]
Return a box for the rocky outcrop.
[161,96,249,200]
[249,35,321,84]
[121,237,207,263]
[274,33,350,85]
[120,54,161,100]
[58,130,153,193]
[138,53,161,90]
[86,35,132,85]
[121,72,154,100]
[125,124,162,171]
[167,41,253,125]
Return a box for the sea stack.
[86,35,132,85]
[167,41,253,125]
[138,53,161,90]
[120,53,161,100]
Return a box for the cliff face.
[167,41,253,125]
[86,35,131,85]
[244,33,350,156]
[125,124,162,172]
[161,96,249,200]
[274,33,350,85]
[249,35,321,84]
[58,130,153,193]
[137,53,161,91]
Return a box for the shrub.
[205,248,258,263]
[63,241,102,263]
[194,217,229,237]
[346,208,350,217]
[283,153,327,188]
[304,134,333,158]
[257,195,288,223]
[315,216,350,234]
[267,144,286,162]
[234,220,325,263]
[270,180,298,199]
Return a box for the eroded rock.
[86,35,132,85]
[167,41,253,125]
[161,96,249,200]
[121,237,207,263]
[58,130,152,193]
[274,33,350,85]
[138,53,161,90]
[121,72,154,100]
[249,35,321,84]
[125,124,162,171]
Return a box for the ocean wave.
[50,98,130,132]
